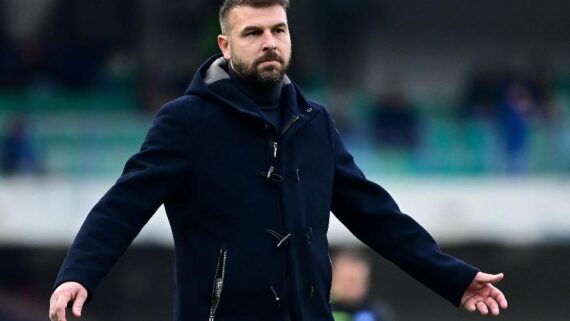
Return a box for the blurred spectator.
[525,53,567,172]
[527,53,556,120]
[323,79,373,151]
[499,80,536,173]
[370,89,419,151]
[331,248,393,321]
[461,62,505,120]
[1,118,41,175]
[327,79,361,137]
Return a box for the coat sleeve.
[324,110,478,307]
[53,98,192,301]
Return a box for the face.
[331,257,370,304]
[218,4,292,86]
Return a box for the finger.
[476,272,504,285]
[55,292,71,321]
[56,295,68,321]
[492,287,509,309]
[49,295,58,321]
[485,297,500,316]
[49,293,58,320]
[476,301,489,315]
[464,298,477,312]
[72,289,88,317]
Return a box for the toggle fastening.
[259,166,284,183]
[266,229,292,248]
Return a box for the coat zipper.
[209,248,228,321]
[268,114,300,227]
[279,115,300,138]
[271,115,300,164]
[273,141,278,158]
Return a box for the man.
[330,249,392,321]
[49,1,508,321]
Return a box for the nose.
[261,30,277,51]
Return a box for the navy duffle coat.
[55,55,479,321]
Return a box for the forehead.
[334,257,369,271]
[228,4,288,31]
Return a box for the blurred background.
[1,0,569,320]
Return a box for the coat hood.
[185,54,313,127]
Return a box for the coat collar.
[186,54,320,135]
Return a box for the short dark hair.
[332,247,371,268]
[219,0,290,35]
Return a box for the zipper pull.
[273,141,278,158]
[215,278,223,292]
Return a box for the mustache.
[254,51,285,65]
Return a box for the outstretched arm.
[324,109,479,306]
[51,98,192,310]
[461,272,508,316]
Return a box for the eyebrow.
[240,22,288,35]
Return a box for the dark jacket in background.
[332,299,393,321]
[55,55,479,321]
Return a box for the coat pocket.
[208,248,228,321]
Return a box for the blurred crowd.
[460,58,561,173]
[318,56,567,175]
[2,54,567,176]
[1,0,569,176]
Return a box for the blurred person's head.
[505,81,534,113]
[331,248,372,306]
[217,0,292,87]
[379,89,407,111]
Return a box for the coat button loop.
[306,108,313,113]
[266,229,291,248]
[276,233,292,248]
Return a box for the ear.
[217,35,231,60]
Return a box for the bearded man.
[49,1,508,321]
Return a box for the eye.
[245,30,261,37]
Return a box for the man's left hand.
[461,272,508,316]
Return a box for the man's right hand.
[49,282,88,321]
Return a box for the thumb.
[475,272,504,284]
[72,289,88,317]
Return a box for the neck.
[227,62,282,106]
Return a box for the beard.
[231,50,291,87]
